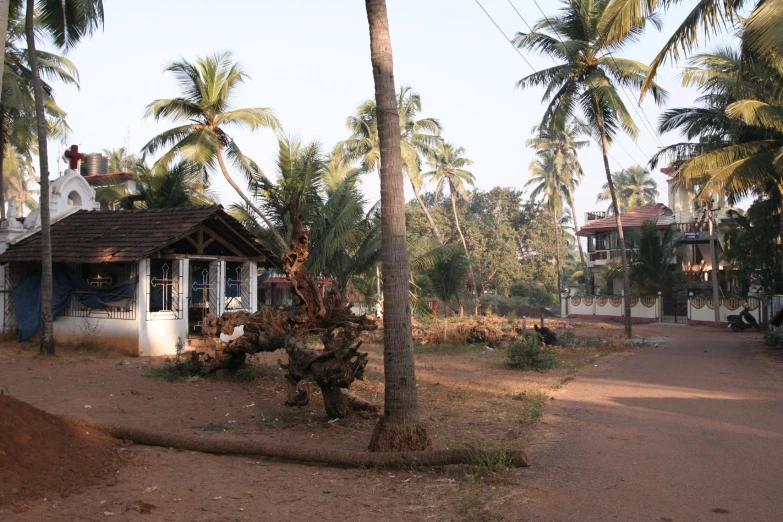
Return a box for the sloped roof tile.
[576,203,674,236]
[0,205,269,263]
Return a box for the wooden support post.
[540,315,544,329]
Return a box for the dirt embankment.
[0,393,119,507]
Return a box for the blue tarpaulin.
[13,264,137,341]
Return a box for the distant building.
[0,146,270,356]
[257,269,331,307]
[577,169,743,299]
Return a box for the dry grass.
[2,318,629,455]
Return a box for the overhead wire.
[474,0,652,174]
[526,0,665,155]
[472,0,537,73]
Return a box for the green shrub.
[556,330,576,347]
[480,293,530,308]
[509,282,557,307]
[146,356,212,382]
[505,335,559,371]
[506,310,518,324]
[764,332,783,350]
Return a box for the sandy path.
[499,324,783,521]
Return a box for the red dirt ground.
[3,319,778,520]
[0,394,119,510]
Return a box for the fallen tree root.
[69,418,529,468]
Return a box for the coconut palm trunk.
[594,105,632,337]
[0,0,8,221]
[449,187,478,314]
[0,111,5,221]
[214,149,286,249]
[411,179,443,244]
[25,0,54,354]
[566,190,589,293]
[552,210,562,291]
[777,182,783,286]
[365,0,429,452]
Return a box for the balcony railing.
[677,222,710,234]
[589,249,640,264]
[585,211,606,222]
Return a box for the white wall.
[138,258,189,357]
[54,315,139,354]
[249,262,258,311]
[630,296,660,320]
[563,295,659,321]
[688,297,762,324]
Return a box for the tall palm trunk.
[566,190,589,293]
[552,210,562,291]
[410,178,443,244]
[777,182,783,289]
[0,0,9,218]
[214,148,286,249]
[594,101,632,337]
[0,0,6,220]
[25,0,54,354]
[365,0,429,452]
[708,213,721,326]
[0,111,5,221]
[450,189,478,314]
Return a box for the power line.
[477,0,656,174]
[526,0,665,155]
[472,0,537,73]
[505,0,650,166]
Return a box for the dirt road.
[500,324,783,521]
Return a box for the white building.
[578,170,743,294]
[0,165,269,356]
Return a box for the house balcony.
[588,248,644,268]
[585,211,607,223]
[588,249,618,267]
[677,222,711,242]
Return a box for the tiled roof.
[576,203,674,236]
[0,205,270,263]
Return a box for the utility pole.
[709,207,721,327]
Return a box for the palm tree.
[142,52,285,249]
[652,44,783,281]
[601,0,749,96]
[121,161,214,209]
[1,4,75,220]
[24,0,103,355]
[229,136,379,318]
[514,0,667,336]
[412,242,470,338]
[424,141,478,312]
[234,137,380,300]
[3,146,37,214]
[103,147,147,175]
[335,86,444,244]
[604,1,783,98]
[364,0,429,452]
[527,151,566,291]
[597,165,658,212]
[526,121,589,292]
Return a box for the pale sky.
[43,0,742,228]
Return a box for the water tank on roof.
[80,153,109,177]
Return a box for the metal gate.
[662,289,687,323]
[189,260,220,334]
[767,295,783,332]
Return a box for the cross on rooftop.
[64,144,84,170]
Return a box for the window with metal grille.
[147,259,182,319]
[61,262,137,320]
[224,262,251,311]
